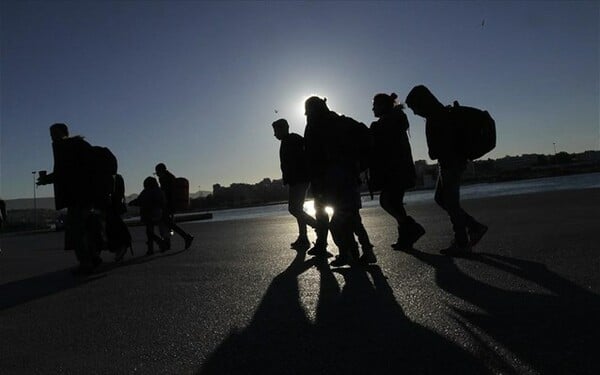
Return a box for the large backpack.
[90,146,119,205]
[451,101,496,160]
[172,177,190,212]
[111,174,127,215]
[338,115,371,172]
[92,146,118,176]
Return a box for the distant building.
[495,154,538,171]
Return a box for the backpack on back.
[92,146,118,176]
[172,177,190,212]
[112,174,127,215]
[90,146,119,206]
[451,101,496,160]
[338,115,371,172]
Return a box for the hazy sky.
[1,0,598,200]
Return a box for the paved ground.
[1,188,599,374]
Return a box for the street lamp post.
[32,171,37,229]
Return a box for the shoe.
[392,219,426,251]
[440,241,472,256]
[114,246,128,262]
[468,224,488,247]
[184,235,194,250]
[291,237,311,250]
[359,251,377,264]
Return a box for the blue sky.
[1,1,598,200]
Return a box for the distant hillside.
[5,197,56,210]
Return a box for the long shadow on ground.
[199,251,488,374]
[0,248,188,311]
[405,249,600,374]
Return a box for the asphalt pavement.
[1,188,599,374]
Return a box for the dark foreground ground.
[1,189,599,375]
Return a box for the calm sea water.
[191,172,600,223]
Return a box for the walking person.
[369,93,425,250]
[128,177,168,255]
[405,85,488,255]
[303,96,371,266]
[154,163,194,250]
[37,123,101,274]
[272,118,317,250]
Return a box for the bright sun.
[303,200,334,216]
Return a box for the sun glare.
[303,200,334,216]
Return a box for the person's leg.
[165,212,194,249]
[145,223,156,255]
[354,211,376,264]
[288,183,312,241]
[438,165,468,247]
[353,212,373,250]
[313,197,329,248]
[69,205,99,272]
[329,209,359,266]
[379,187,407,225]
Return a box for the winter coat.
[425,107,467,167]
[304,111,362,207]
[129,186,166,224]
[369,106,416,191]
[158,170,177,212]
[279,133,309,185]
[50,136,94,210]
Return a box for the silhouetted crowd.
[34,85,492,274]
[37,124,193,275]
[273,85,491,267]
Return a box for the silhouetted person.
[405,85,488,255]
[303,97,332,257]
[370,93,425,250]
[154,163,194,250]
[129,177,168,255]
[272,119,317,250]
[304,96,372,266]
[37,123,101,274]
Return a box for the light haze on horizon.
[1,1,598,200]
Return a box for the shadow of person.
[405,248,600,374]
[0,244,192,311]
[199,255,487,374]
[0,269,105,311]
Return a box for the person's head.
[155,163,167,177]
[143,176,159,190]
[271,119,289,140]
[304,96,329,121]
[372,93,401,118]
[405,85,444,118]
[49,123,69,142]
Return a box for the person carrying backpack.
[405,85,488,255]
[304,96,373,266]
[37,123,101,275]
[369,93,425,251]
[155,163,194,250]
